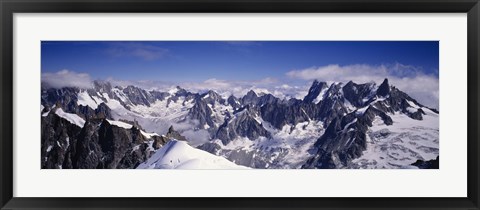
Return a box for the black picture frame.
[1,0,479,209]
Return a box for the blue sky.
[41,41,438,82]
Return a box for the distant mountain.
[41,78,439,169]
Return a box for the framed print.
[1,0,479,209]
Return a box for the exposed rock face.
[362,106,394,126]
[303,113,369,169]
[260,99,313,130]
[152,136,168,150]
[41,86,79,109]
[216,106,271,145]
[151,126,186,150]
[72,119,104,169]
[41,112,172,169]
[342,81,376,107]
[200,90,226,106]
[227,95,242,110]
[41,112,83,169]
[376,78,391,97]
[302,106,394,169]
[411,156,439,169]
[314,83,351,126]
[303,80,327,103]
[93,103,113,120]
[196,142,222,154]
[97,120,143,168]
[167,86,198,106]
[186,99,215,129]
[241,90,259,105]
[122,85,154,106]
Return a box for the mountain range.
[41,78,439,169]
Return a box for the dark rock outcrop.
[376,78,390,97]
[342,81,376,107]
[302,113,369,169]
[411,156,439,169]
[241,90,259,105]
[41,113,168,169]
[151,126,186,150]
[216,106,271,145]
[185,99,215,129]
[200,90,226,106]
[303,80,327,103]
[41,112,83,169]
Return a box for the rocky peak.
[325,82,343,99]
[257,93,278,106]
[200,90,225,105]
[216,105,271,145]
[122,85,152,106]
[174,86,188,96]
[376,78,390,97]
[246,90,257,97]
[303,80,327,103]
[342,81,376,107]
[186,99,215,129]
[241,90,259,105]
[227,95,241,109]
[206,90,221,98]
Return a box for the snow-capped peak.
[136,140,249,169]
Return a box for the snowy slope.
[77,91,99,109]
[208,120,324,169]
[55,108,86,128]
[94,90,196,136]
[137,140,249,169]
[106,119,133,129]
[349,108,439,169]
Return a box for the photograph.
[40,41,439,169]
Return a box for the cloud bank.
[286,64,439,109]
[42,70,93,89]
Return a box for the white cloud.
[42,70,93,89]
[106,42,169,60]
[181,129,211,147]
[286,64,439,109]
